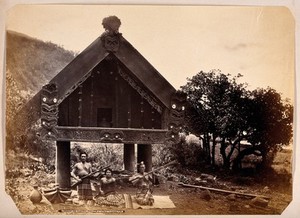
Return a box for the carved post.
[165,91,186,144]
[124,144,135,172]
[56,141,71,189]
[40,83,58,140]
[137,144,152,172]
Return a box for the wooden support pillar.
[123,143,135,172]
[56,141,71,189]
[137,144,152,172]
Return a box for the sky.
[5,5,295,100]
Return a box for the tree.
[232,87,293,170]
[181,70,249,169]
[181,70,293,172]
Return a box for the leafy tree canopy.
[181,70,249,139]
[246,87,293,150]
[180,70,293,170]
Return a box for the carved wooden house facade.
[36,16,185,189]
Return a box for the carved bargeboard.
[118,68,162,114]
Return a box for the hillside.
[6,30,77,93]
[5,30,77,118]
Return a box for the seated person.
[94,168,124,207]
[129,161,154,206]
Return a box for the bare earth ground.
[5,149,292,215]
[5,178,292,215]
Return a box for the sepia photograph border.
[0,0,299,217]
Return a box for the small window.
[97,108,112,127]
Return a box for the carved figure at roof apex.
[102,16,121,35]
[101,16,121,52]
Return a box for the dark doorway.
[97,108,112,127]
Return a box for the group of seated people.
[95,162,154,207]
[71,152,154,207]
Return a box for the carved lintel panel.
[118,69,163,114]
[99,130,125,142]
[40,83,58,140]
[166,91,187,143]
[56,127,167,144]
